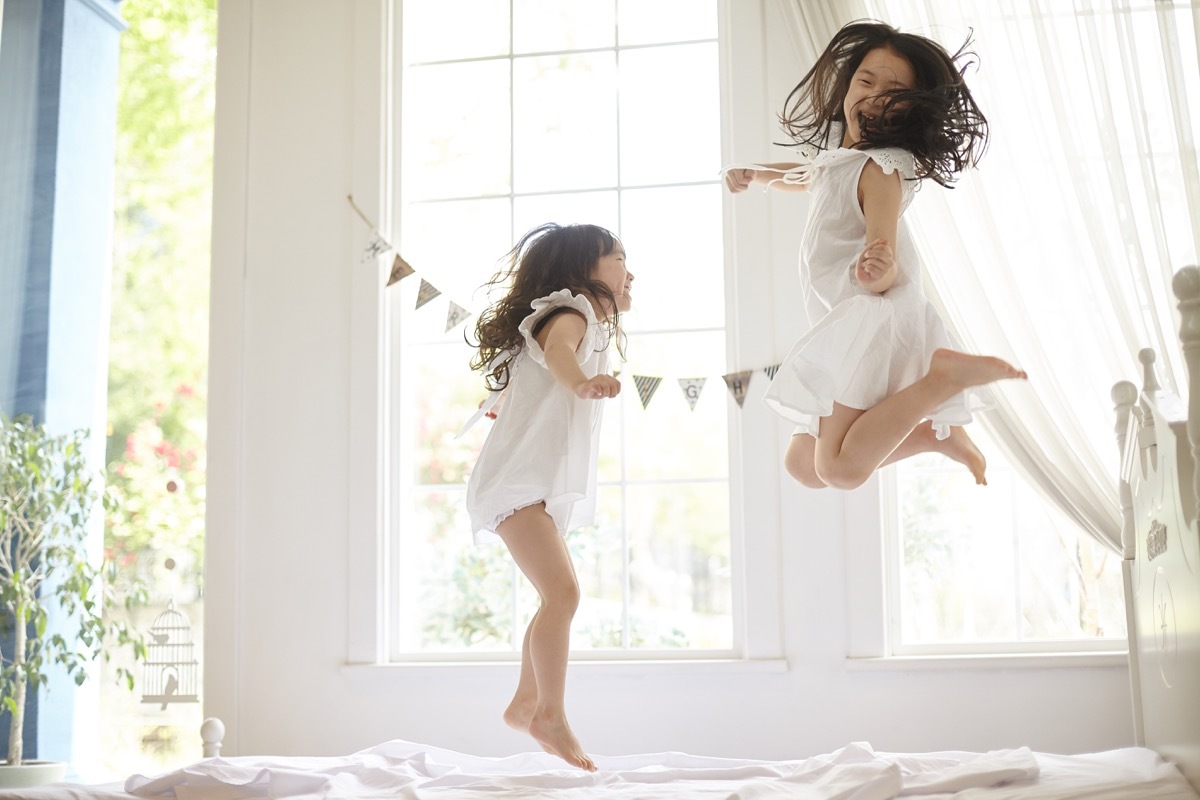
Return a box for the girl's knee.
[814,460,869,491]
[784,442,826,489]
[785,457,827,489]
[543,579,581,614]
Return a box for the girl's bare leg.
[784,434,826,488]
[497,504,596,772]
[880,422,988,485]
[502,608,539,733]
[785,419,987,488]
[814,349,1024,489]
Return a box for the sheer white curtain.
[773,0,1200,553]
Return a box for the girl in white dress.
[466,222,633,772]
[724,20,1026,490]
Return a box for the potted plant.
[0,414,145,788]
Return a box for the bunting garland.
[347,194,782,413]
[361,232,390,263]
[445,302,472,333]
[388,254,416,286]
[722,370,754,408]
[415,279,442,310]
[633,375,663,410]
[678,378,706,411]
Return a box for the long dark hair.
[780,20,988,187]
[469,222,623,391]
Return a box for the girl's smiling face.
[590,240,633,319]
[842,46,916,146]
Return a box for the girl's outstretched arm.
[724,163,812,193]
[856,160,903,293]
[536,311,622,399]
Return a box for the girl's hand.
[856,238,895,290]
[574,374,621,399]
[724,168,756,193]
[481,389,506,420]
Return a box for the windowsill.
[342,657,790,679]
[845,651,1129,671]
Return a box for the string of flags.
[348,195,782,411]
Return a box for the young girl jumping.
[724,20,1026,490]
[465,222,633,772]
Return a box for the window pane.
[1017,483,1126,639]
[619,44,720,186]
[627,483,732,648]
[894,425,1126,647]
[514,0,614,53]
[613,331,728,482]
[898,464,1019,643]
[618,0,717,45]
[620,185,724,330]
[513,53,618,193]
[402,0,510,62]
[568,495,627,649]
[402,62,511,201]
[513,191,620,236]
[407,344,488,486]
[401,198,512,318]
[397,490,515,652]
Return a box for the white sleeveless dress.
[760,146,992,439]
[465,289,609,542]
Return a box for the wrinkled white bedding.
[6,740,1197,799]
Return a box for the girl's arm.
[725,163,812,193]
[535,311,622,399]
[855,160,903,293]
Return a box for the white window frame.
[345,0,786,669]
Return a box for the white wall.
[206,0,1134,761]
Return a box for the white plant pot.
[0,760,69,789]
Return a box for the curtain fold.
[769,0,1200,553]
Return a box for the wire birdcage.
[141,598,199,709]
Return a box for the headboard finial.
[1138,348,1162,395]
[1171,263,1200,302]
[1112,380,1138,408]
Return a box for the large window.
[388,0,733,658]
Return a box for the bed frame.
[1114,264,1200,793]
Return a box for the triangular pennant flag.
[678,377,706,411]
[722,370,754,408]
[445,302,471,333]
[361,232,391,262]
[763,364,781,381]
[632,375,663,410]
[415,278,442,310]
[387,254,416,287]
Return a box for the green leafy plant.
[0,415,146,766]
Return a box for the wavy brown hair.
[780,20,988,187]
[469,222,623,391]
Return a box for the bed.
[8,269,1200,799]
[1112,264,1200,794]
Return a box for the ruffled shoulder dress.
[760,146,992,440]
[465,289,610,543]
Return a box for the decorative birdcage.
[141,598,199,709]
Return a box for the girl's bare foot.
[929,348,1026,391]
[528,712,597,772]
[939,426,988,485]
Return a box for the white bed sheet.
[5,740,1197,800]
